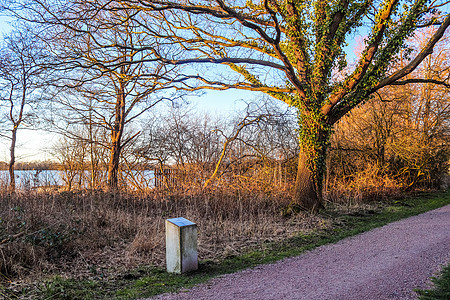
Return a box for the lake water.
[0,170,156,190]
[0,170,61,188]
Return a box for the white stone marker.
[165,217,198,274]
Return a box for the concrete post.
[165,217,198,274]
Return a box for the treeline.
[0,160,59,171]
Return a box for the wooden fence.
[154,168,178,188]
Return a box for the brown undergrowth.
[325,164,404,204]
[0,184,330,288]
[1,165,441,296]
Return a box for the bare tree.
[0,26,47,192]
[135,99,298,190]
[2,1,189,190]
[3,0,449,206]
[135,104,224,188]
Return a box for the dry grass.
[325,164,404,204]
[1,161,439,291]
[0,186,331,286]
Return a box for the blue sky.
[0,15,12,33]
[0,90,253,162]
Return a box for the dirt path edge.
[149,204,450,300]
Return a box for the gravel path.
[151,205,450,300]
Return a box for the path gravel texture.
[151,205,450,300]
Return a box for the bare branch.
[389,78,450,88]
[374,14,450,91]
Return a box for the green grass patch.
[7,191,450,299]
[416,263,450,300]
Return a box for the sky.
[0,15,11,33]
[0,89,255,163]
[0,80,257,162]
[3,2,446,163]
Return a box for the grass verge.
[416,263,450,300]
[5,191,450,299]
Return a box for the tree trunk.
[107,81,126,190]
[8,75,26,193]
[107,134,121,190]
[292,149,324,211]
[289,112,331,213]
[8,127,17,192]
[88,107,96,189]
